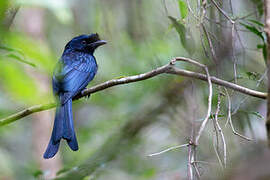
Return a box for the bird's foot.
[81,89,91,99]
[86,94,91,99]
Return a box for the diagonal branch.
[0,57,267,127]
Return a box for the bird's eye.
[81,40,87,45]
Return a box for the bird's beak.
[91,40,107,48]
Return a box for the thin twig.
[201,24,218,65]
[189,84,200,179]
[213,91,222,168]
[186,0,200,21]
[196,66,212,146]
[256,69,267,87]
[218,128,227,167]
[225,88,253,141]
[229,0,238,85]
[147,143,189,157]
[215,102,227,167]
[192,146,201,179]
[187,143,194,180]
[168,67,266,99]
[171,57,213,146]
[231,96,248,116]
[213,89,227,168]
[192,161,218,165]
[232,23,238,84]
[231,69,268,115]
[201,0,207,23]
[213,131,224,169]
[200,27,210,58]
[210,0,235,24]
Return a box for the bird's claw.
[86,93,91,99]
[81,89,91,99]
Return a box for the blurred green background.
[0,0,268,179]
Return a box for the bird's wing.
[53,56,97,102]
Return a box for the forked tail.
[43,98,78,159]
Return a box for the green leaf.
[0,44,36,67]
[0,44,25,56]
[168,16,185,40]
[5,53,36,67]
[209,114,225,119]
[168,16,195,55]
[249,111,263,119]
[0,57,44,104]
[240,22,264,41]
[178,0,188,20]
[4,33,56,72]
[257,44,264,49]
[247,19,264,27]
[240,110,264,119]
[241,22,267,63]
[32,170,43,178]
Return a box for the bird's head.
[64,33,107,54]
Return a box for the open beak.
[91,40,107,48]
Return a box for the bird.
[43,33,106,159]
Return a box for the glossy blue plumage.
[44,34,106,159]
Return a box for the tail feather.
[65,99,78,151]
[52,106,64,143]
[63,99,72,140]
[43,97,78,159]
[43,138,60,159]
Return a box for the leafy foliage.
[0,45,36,67]
[178,0,188,20]
[240,21,267,63]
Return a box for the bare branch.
[225,88,253,141]
[210,0,235,24]
[0,58,267,127]
[217,115,227,167]
[171,57,213,145]
[213,89,227,168]
[187,143,194,180]
[167,67,266,99]
[201,24,218,65]
[213,132,224,169]
[147,144,189,157]
[231,23,238,84]
[0,103,56,126]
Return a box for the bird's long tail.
[43,98,78,159]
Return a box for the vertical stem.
[187,143,194,180]
[264,0,270,146]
